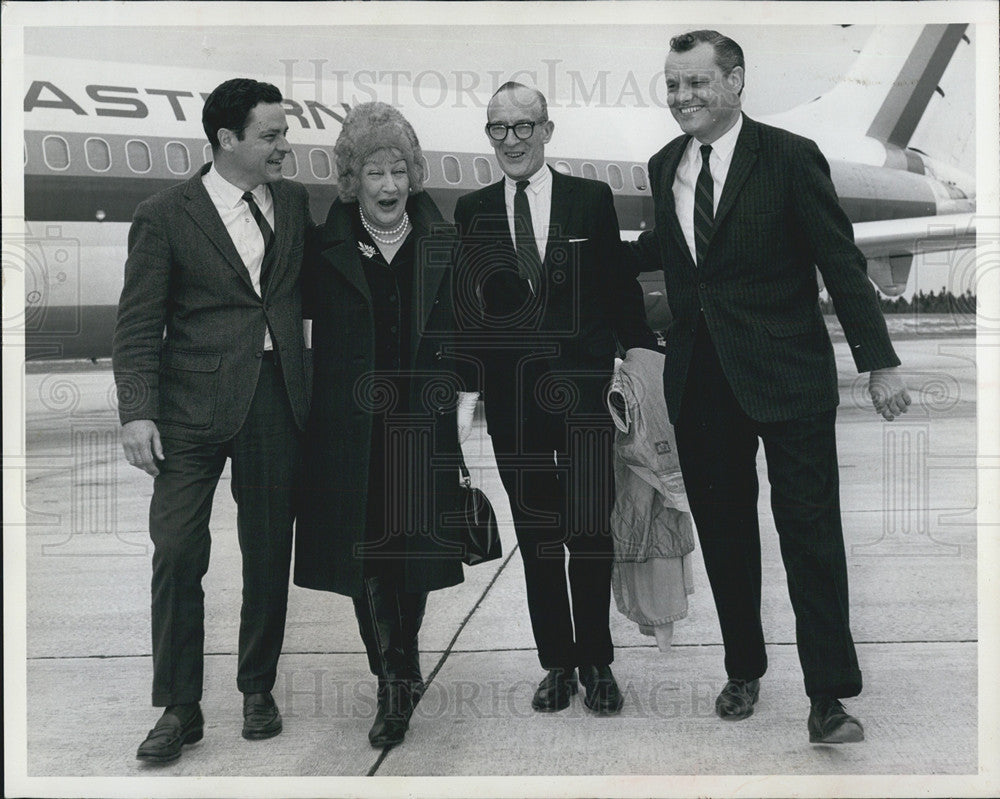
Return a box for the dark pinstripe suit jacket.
[634,115,899,424]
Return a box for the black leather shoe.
[808,696,865,743]
[369,682,412,748]
[579,664,624,715]
[531,668,578,712]
[715,678,760,720]
[242,691,282,740]
[136,704,204,763]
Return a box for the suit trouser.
[489,415,615,671]
[147,358,299,706]
[672,319,861,698]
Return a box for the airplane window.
[581,162,598,181]
[203,143,213,166]
[42,135,70,171]
[607,163,624,191]
[553,161,572,175]
[310,148,332,180]
[165,142,190,175]
[126,140,152,173]
[442,155,462,185]
[85,137,112,172]
[631,165,648,191]
[473,157,493,185]
[282,150,298,178]
[420,156,430,180]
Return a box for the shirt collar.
[204,164,268,208]
[504,163,551,195]
[692,113,743,163]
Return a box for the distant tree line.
[819,288,976,315]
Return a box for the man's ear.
[217,127,237,152]
[541,120,555,145]
[726,66,745,96]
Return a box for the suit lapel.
[713,115,759,234]
[547,167,573,253]
[183,166,256,292]
[263,180,292,297]
[660,138,696,271]
[325,240,372,305]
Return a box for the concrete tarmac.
[10,333,993,795]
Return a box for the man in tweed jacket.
[631,30,910,743]
[113,79,312,762]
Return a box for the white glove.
[457,391,480,444]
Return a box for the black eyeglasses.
[485,121,542,142]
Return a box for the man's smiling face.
[664,41,743,144]
[486,86,554,181]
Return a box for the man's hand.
[457,392,480,445]
[121,419,164,476]
[868,367,911,421]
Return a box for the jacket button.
[255,350,263,358]
[699,283,706,290]
[435,351,443,360]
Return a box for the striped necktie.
[694,144,714,267]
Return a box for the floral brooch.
[358,242,377,259]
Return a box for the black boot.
[398,590,429,703]
[368,680,411,748]
[352,576,412,748]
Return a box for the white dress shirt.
[504,163,552,263]
[672,114,743,264]
[202,165,275,349]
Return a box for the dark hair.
[202,78,283,150]
[489,81,548,122]
[669,29,745,76]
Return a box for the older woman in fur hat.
[294,102,472,749]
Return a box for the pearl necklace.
[360,207,410,245]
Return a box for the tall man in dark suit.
[454,83,657,715]
[113,79,313,762]
[631,31,910,742]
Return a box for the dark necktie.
[514,179,542,291]
[694,144,714,267]
[242,190,274,289]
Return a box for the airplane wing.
[852,212,976,296]
[639,212,977,329]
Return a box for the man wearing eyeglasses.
[453,82,656,716]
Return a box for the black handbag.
[458,454,502,566]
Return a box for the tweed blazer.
[633,115,899,423]
[113,164,313,442]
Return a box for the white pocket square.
[569,237,589,243]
